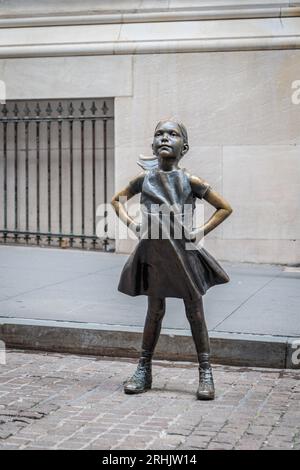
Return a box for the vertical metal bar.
[92,111,96,249]
[36,105,40,245]
[81,120,85,248]
[46,103,52,245]
[69,110,74,248]
[80,102,85,249]
[103,118,108,251]
[57,103,63,246]
[3,120,7,243]
[24,118,29,244]
[14,107,19,243]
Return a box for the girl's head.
[152,120,189,161]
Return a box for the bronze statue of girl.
[111,120,232,400]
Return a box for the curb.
[0,318,299,369]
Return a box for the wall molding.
[0,36,299,59]
[0,6,299,29]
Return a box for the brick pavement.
[0,350,299,450]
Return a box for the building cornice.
[0,6,299,28]
[0,8,299,58]
[0,36,299,58]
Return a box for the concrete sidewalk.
[0,245,299,368]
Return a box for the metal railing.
[0,99,114,251]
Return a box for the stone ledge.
[0,318,298,369]
[0,36,300,59]
[0,7,300,28]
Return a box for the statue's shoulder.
[128,171,146,195]
[183,170,211,199]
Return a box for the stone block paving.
[0,350,299,450]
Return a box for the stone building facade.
[0,0,299,263]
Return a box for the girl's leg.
[183,297,215,400]
[183,297,210,359]
[124,297,166,394]
[141,296,166,357]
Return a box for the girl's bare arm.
[111,172,145,238]
[111,180,142,234]
[202,189,233,236]
[189,175,233,240]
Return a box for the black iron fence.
[0,99,114,251]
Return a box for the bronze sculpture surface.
[111,121,233,400]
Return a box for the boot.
[196,367,215,400]
[124,356,152,394]
[196,353,215,400]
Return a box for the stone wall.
[0,0,299,263]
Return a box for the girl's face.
[152,121,188,160]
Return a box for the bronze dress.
[118,167,229,301]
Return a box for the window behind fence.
[0,98,114,251]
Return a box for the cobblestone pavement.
[0,350,299,450]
